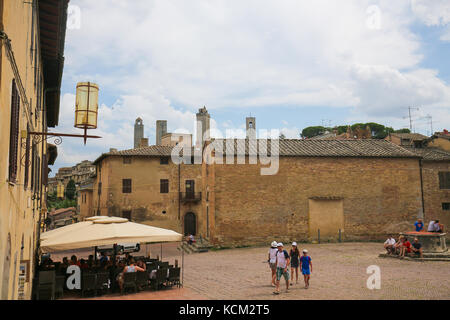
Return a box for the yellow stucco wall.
[0,1,47,300]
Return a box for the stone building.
[385,133,429,148]
[0,0,68,299]
[48,160,96,194]
[426,131,450,152]
[386,132,450,234]
[88,107,449,246]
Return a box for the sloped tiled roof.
[94,139,419,164]
[390,133,429,141]
[403,147,450,161]
[94,145,176,164]
[210,139,418,158]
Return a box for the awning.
[40,216,182,253]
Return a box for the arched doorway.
[184,212,196,236]
[1,234,11,299]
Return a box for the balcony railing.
[180,192,202,202]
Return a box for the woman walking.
[268,241,278,286]
[289,242,300,285]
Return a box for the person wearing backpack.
[274,243,290,295]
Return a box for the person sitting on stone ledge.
[410,238,423,258]
[384,235,396,254]
[399,237,412,257]
[394,235,404,255]
[427,220,444,233]
[414,219,424,232]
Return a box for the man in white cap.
[268,241,278,286]
[274,243,290,294]
[300,249,312,289]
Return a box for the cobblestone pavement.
[181,243,450,300]
[53,242,450,300]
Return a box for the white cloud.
[53,0,450,169]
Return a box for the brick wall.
[208,156,422,246]
[422,161,450,237]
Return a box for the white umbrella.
[40,216,120,241]
[40,217,182,253]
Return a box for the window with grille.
[160,179,169,193]
[160,157,169,165]
[438,172,450,189]
[122,179,132,193]
[8,79,20,183]
[443,203,450,211]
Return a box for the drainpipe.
[419,159,425,219]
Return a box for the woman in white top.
[268,241,278,287]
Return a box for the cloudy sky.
[52,0,450,172]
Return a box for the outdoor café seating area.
[34,255,182,300]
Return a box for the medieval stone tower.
[246,116,256,140]
[134,117,144,149]
[156,120,167,146]
[196,106,210,147]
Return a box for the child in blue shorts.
[300,249,312,289]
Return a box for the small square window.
[160,157,169,165]
[443,203,450,211]
[123,157,132,164]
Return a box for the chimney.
[109,148,118,153]
[156,120,167,146]
[139,138,149,148]
[196,106,210,147]
[246,116,256,140]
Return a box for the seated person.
[399,237,412,257]
[99,252,109,264]
[118,259,145,293]
[414,219,424,232]
[70,255,81,267]
[384,235,396,254]
[87,255,95,268]
[411,238,423,258]
[80,259,89,270]
[428,220,444,233]
[393,236,404,255]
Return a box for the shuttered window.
[24,125,31,188]
[160,179,169,193]
[8,79,20,183]
[439,172,450,189]
[122,179,132,193]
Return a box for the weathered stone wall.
[209,157,422,247]
[422,161,450,238]
[92,157,202,235]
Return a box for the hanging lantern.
[75,82,99,143]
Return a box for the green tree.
[66,179,76,200]
[301,126,328,138]
[394,128,411,133]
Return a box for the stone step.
[378,253,450,262]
